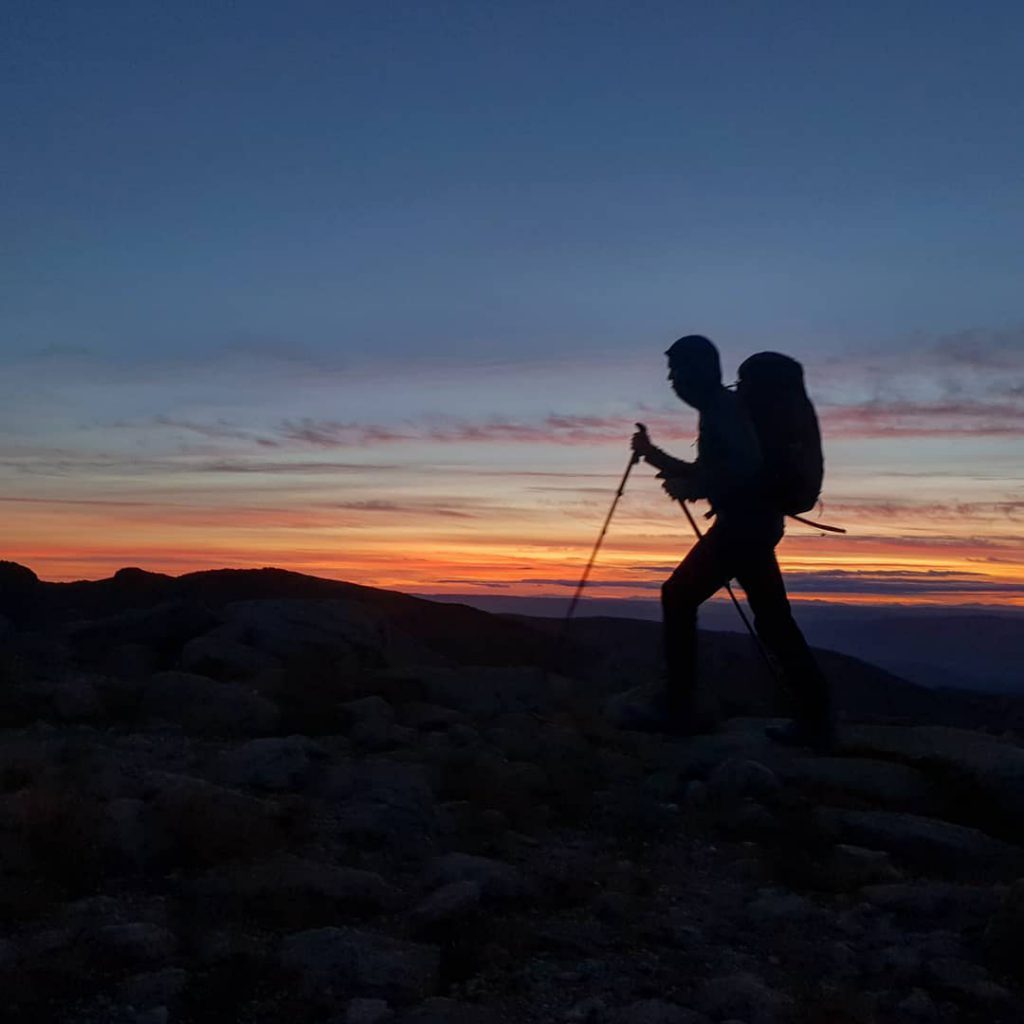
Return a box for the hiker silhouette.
[630,335,835,751]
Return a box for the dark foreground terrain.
[2,561,1024,1023]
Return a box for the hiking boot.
[766,717,837,754]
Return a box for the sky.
[2,1,1023,606]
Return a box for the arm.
[631,423,707,499]
[645,445,695,477]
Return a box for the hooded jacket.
[647,388,781,534]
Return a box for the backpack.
[736,352,823,515]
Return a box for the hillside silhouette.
[2,561,1024,1022]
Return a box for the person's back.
[693,387,781,538]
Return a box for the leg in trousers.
[661,530,733,718]
[734,547,833,732]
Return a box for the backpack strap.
[787,513,847,534]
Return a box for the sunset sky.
[3,2,1022,607]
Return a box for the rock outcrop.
[0,563,1021,1022]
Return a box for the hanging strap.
[703,509,847,534]
[787,513,847,534]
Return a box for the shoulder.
[704,389,744,426]
[711,389,761,454]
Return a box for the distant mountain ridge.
[419,591,1024,695]
[0,561,550,669]
[3,560,1023,733]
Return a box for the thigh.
[665,530,733,606]
[734,546,792,619]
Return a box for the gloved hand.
[630,423,656,462]
[658,473,696,503]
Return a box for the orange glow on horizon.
[3,457,1021,608]
[8,527,1022,609]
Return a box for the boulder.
[642,723,779,780]
[342,695,395,726]
[894,988,938,1019]
[603,684,665,732]
[424,853,528,904]
[116,967,188,1010]
[864,881,1005,922]
[613,1001,709,1024]
[0,562,40,625]
[0,733,61,786]
[746,888,821,925]
[146,773,282,867]
[49,678,101,721]
[564,997,608,1022]
[323,761,440,848]
[407,881,481,937]
[213,599,386,668]
[280,926,439,1004]
[215,735,328,792]
[400,703,466,731]
[696,972,793,1024]
[842,724,1024,840]
[93,922,177,966]
[346,998,394,1024]
[774,756,934,812]
[105,642,162,679]
[706,759,781,804]
[984,878,1024,978]
[716,800,779,841]
[101,797,152,868]
[820,808,1023,880]
[180,633,277,680]
[413,666,556,717]
[191,855,399,923]
[817,844,899,891]
[399,998,498,1023]
[652,909,706,952]
[923,955,1010,1003]
[342,695,412,750]
[134,1007,171,1024]
[67,601,217,665]
[140,671,278,736]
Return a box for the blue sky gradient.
[2,1,1022,601]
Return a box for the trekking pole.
[553,430,641,666]
[565,440,640,623]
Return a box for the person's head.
[665,334,722,407]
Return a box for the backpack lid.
[737,351,805,390]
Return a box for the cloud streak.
[277,413,691,448]
[822,500,1024,521]
[150,416,281,447]
[274,394,1024,451]
[328,500,477,519]
[820,399,1024,438]
[517,568,1024,600]
[781,569,1024,597]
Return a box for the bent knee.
[662,577,698,610]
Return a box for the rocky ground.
[1,563,1023,1023]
